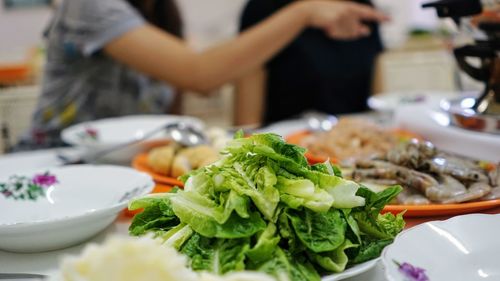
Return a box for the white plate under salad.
[322,258,379,281]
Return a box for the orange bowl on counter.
[0,63,31,84]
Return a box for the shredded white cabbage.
[54,236,277,281]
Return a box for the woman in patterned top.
[19,0,387,149]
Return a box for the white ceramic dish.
[395,104,500,162]
[0,148,85,175]
[382,214,500,281]
[0,165,154,253]
[368,91,458,113]
[61,115,204,164]
[322,258,379,281]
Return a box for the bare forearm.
[234,68,267,126]
[105,2,310,93]
[104,1,386,92]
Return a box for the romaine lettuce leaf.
[129,195,179,237]
[129,133,405,280]
[377,211,405,238]
[161,223,193,249]
[351,186,405,240]
[246,223,280,264]
[181,233,250,274]
[310,239,357,273]
[257,248,321,281]
[350,238,393,264]
[172,195,266,238]
[276,177,333,213]
[287,208,346,253]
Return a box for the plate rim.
[0,165,154,231]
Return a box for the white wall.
[175,0,248,126]
[0,0,247,59]
[0,4,53,60]
[373,0,440,49]
[176,0,247,50]
[1,0,434,57]
[409,0,439,30]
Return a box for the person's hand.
[301,0,389,40]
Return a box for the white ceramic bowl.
[61,115,204,164]
[394,104,500,162]
[0,165,154,253]
[382,214,500,281]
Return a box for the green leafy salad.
[129,133,405,281]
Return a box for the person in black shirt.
[235,0,383,126]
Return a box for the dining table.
[1,114,499,281]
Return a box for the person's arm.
[104,1,387,92]
[234,68,267,126]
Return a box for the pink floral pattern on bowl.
[0,172,58,201]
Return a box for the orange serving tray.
[132,152,184,187]
[285,130,333,164]
[286,130,500,218]
[383,199,500,217]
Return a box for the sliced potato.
[147,145,176,176]
[172,154,192,179]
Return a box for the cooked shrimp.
[424,175,467,202]
[440,182,492,204]
[397,187,431,205]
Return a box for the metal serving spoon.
[164,123,207,147]
[303,112,338,132]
